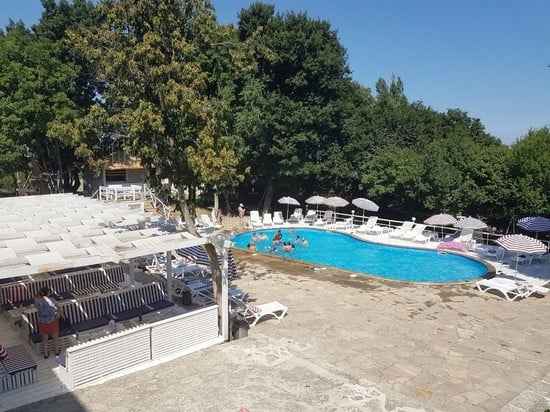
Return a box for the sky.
[2,1,549,145]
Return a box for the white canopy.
[0,193,208,279]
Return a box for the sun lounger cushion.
[145,299,174,311]
[107,306,148,322]
[70,316,110,332]
[0,345,37,392]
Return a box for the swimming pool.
[232,228,488,283]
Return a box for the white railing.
[142,184,171,219]
[60,305,221,389]
[98,184,145,202]
[310,210,510,245]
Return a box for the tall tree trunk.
[55,142,64,192]
[263,179,274,214]
[177,186,222,322]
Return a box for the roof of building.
[0,193,206,280]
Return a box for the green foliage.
[0,0,546,225]
[234,4,351,205]
[362,146,424,212]
[508,127,550,215]
[0,1,98,192]
[68,0,246,219]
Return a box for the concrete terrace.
[5,216,550,412]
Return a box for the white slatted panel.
[67,328,150,388]
[151,306,219,358]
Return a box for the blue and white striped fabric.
[176,246,211,266]
[496,234,548,254]
[517,216,550,233]
[176,246,239,280]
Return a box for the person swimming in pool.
[257,232,268,241]
[283,241,294,253]
[301,236,308,248]
[272,229,282,244]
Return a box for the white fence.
[59,305,221,389]
[98,184,145,202]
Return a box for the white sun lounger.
[389,221,414,238]
[241,300,288,327]
[401,224,426,240]
[272,211,285,226]
[475,277,537,301]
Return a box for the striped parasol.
[517,216,550,236]
[176,246,239,280]
[454,216,487,229]
[495,234,548,274]
[495,234,548,255]
[176,245,210,266]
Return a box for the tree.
[362,146,424,214]
[234,4,351,209]
[70,0,246,310]
[508,127,550,215]
[0,1,98,193]
[418,137,510,219]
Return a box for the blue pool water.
[232,228,488,283]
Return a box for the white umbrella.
[495,234,548,274]
[324,197,349,218]
[351,198,379,222]
[278,196,300,220]
[424,213,458,237]
[454,216,487,230]
[424,213,457,226]
[305,195,327,212]
[324,196,349,208]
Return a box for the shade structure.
[324,196,349,208]
[495,234,548,274]
[437,241,467,253]
[424,213,458,238]
[351,197,379,222]
[517,216,550,234]
[495,234,548,255]
[454,216,487,230]
[278,196,300,220]
[176,246,238,280]
[305,195,327,212]
[424,213,457,226]
[351,198,379,212]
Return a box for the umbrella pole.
[286,204,289,221]
[514,252,519,279]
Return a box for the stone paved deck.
[9,217,550,411]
